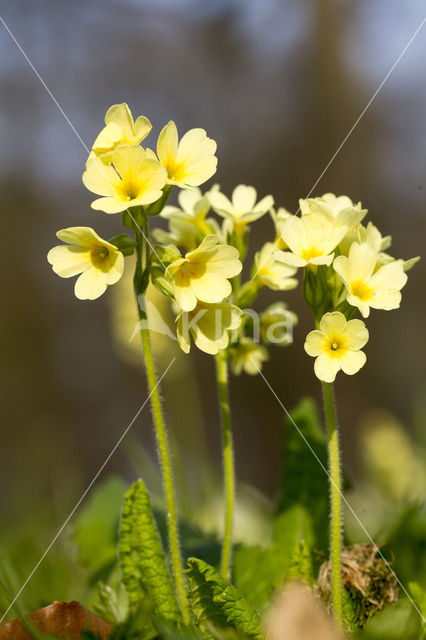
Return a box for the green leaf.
[186,557,263,640]
[94,582,130,626]
[358,599,422,640]
[409,583,426,639]
[233,510,314,612]
[277,397,329,552]
[233,399,328,610]
[232,546,282,611]
[109,234,136,256]
[119,479,180,622]
[73,475,127,582]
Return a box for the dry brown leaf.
[0,600,113,640]
[265,582,344,640]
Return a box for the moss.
[317,544,398,628]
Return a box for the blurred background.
[0,0,425,591]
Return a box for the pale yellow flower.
[177,301,241,355]
[253,242,298,291]
[270,207,292,249]
[304,312,369,383]
[300,193,367,229]
[83,145,167,213]
[209,184,274,228]
[47,227,124,300]
[231,338,269,375]
[260,302,297,347]
[153,187,213,251]
[151,121,217,188]
[92,103,152,163]
[333,242,408,318]
[377,252,420,272]
[274,213,347,268]
[339,221,392,257]
[167,235,242,312]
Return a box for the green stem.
[133,226,190,624]
[322,381,343,630]
[215,349,235,580]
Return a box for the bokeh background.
[0,0,425,573]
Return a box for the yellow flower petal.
[75,268,108,300]
[191,273,232,303]
[339,350,366,375]
[157,121,179,166]
[305,312,368,382]
[47,227,124,300]
[304,330,325,357]
[232,184,257,211]
[82,157,120,196]
[369,260,407,292]
[47,245,91,277]
[314,353,341,383]
[319,311,347,335]
[173,282,197,312]
[83,145,167,213]
[343,319,369,349]
[92,103,152,160]
[92,123,122,157]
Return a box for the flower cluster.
[47,103,298,373]
[47,103,418,382]
[270,193,418,382]
[48,103,217,299]
[152,183,298,363]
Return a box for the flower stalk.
[133,223,190,625]
[322,380,343,630]
[215,349,235,580]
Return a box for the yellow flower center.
[351,280,373,301]
[166,159,186,183]
[325,335,347,358]
[90,245,109,268]
[116,178,142,202]
[181,260,206,279]
[301,247,322,261]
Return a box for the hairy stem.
[216,349,235,580]
[134,224,190,624]
[322,381,343,629]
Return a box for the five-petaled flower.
[333,242,407,318]
[209,184,274,230]
[300,193,367,230]
[167,235,242,312]
[274,212,347,268]
[149,121,217,189]
[304,312,369,383]
[47,227,124,300]
[91,103,152,163]
[253,242,298,291]
[177,301,241,355]
[230,338,269,376]
[83,145,167,213]
[153,187,214,251]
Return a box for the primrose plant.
[47,103,418,635]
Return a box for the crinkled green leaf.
[285,539,314,583]
[119,479,180,622]
[186,557,262,640]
